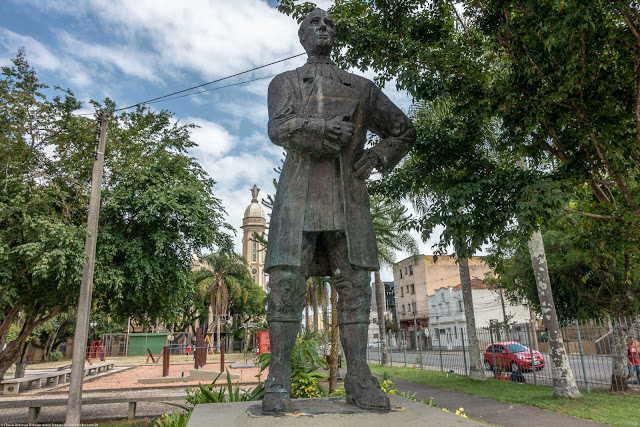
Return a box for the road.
[367,347,635,390]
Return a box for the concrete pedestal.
[187,395,485,426]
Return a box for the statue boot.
[262,321,298,414]
[340,322,391,411]
[262,362,294,413]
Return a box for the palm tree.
[370,195,419,366]
[196,252,253,350]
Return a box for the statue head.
[298,8,336,57]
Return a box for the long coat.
[264,59,415,276]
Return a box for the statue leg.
[326,233,390,411]
[262,266,306,414]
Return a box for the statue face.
[299,10,336,56]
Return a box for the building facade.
[428,279,530,349]
[240,185,268,292]
[393,255,491,349]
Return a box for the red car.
[483,341,545,372]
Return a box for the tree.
[196,252,255,348]
[370,195,418,366]
[0,51,233,375]
[277,0,583,396]
[0,51,89,376]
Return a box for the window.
[252,239,257,262]
[399,269,403,279]
[409,265,414,275]
[405,267,408,274]
[410,284,415,295]
[402,305,406,315]
[373,333,379,339]
[400,287,404,297]
[458,300,463,313]
[454,327,458,339]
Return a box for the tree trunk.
[305,305,310,333]
[321,279,329,352]
[312,278,319,333]
[528,229,581,398]
[374,270,389,366]
[0,304,22,351]
[0,308,60,376]
[610,318,630,391]
[458,257,486,381]
[215,286,221,350]
[329,278,339,393]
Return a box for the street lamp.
[89,321,97,345]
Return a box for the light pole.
[90,321,97,346]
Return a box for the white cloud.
[218,98,269,127]
[58,31,162,83]
[0,28,93,88]
[201,152,279,253]
[183,117,236,157]
[43,0,304,82]
[0,28,63,71]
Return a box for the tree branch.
[589,130,640,214]
[562,208,621,220]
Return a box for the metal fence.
[367,315,640,393]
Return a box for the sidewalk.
[387,376,609,426]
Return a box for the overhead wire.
[78,52,305,115]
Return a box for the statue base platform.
[187,395,484,426]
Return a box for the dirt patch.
[56,363,262,392]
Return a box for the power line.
[144,74,276,106]
[79,52,305,115]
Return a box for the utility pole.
[66,110,110,424]
[412,300,418,351]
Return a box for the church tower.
[241,185,268,291]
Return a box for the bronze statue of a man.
[263,8,415,413]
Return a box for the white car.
[368,341,382,348]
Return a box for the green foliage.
[278,0,640,318]
[0,50,233,373]
[154,411,189,427]
[329,386,346,396]
[370,195,419,266]
[257,333,328,398]
[185,371,264,406]
[6,324,20,344]
[291,373,322,398]
[49,350,63,362]
[487,213,640,318]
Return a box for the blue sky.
[0,0,445,281]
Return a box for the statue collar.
[307,56,335,65]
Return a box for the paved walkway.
[387,376,609,426]
[0,389,190,423]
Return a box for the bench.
[1,361,114,396]
[0,394,187,423]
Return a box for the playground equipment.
[85,340,105,363]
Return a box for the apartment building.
[393,255,491,349]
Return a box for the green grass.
[370,365,639,427]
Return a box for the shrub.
[329,386,345,397]
[154,411,189,427]
[49,350,63,362]
[291,373,321,398]
[257,334,328,398]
